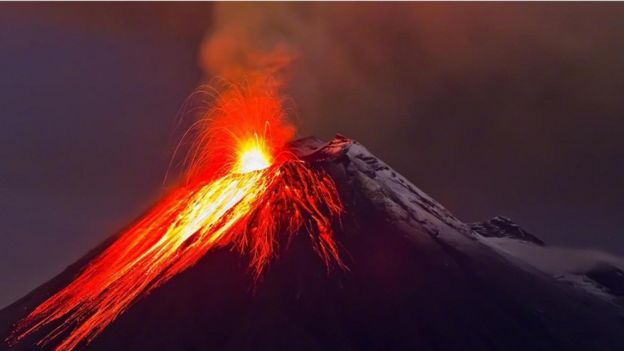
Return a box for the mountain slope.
[470,216,545,245]
[2,135,624,351]
[472,216,624,306]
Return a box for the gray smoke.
[200,2,624,256]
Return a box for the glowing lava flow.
[8,85,344,351]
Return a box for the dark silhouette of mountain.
[2,135,624,351]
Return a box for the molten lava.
[8,83,344,351]
[234,136,272,173]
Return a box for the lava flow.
[7,83,345,351]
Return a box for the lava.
[7,82,344,351]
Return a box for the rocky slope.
[2,135,624,351]
[470,216,545,245]
[471,215,624,306]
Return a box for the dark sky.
[1,3,623,308]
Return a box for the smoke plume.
[198,2,624,256]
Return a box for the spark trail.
[7,83,345,351]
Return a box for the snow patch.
[479,236,624,303]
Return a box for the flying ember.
[7,82,345,351]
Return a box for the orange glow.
[7,83,344,351]
[234,136,273,173]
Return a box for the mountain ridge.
[2,135,624,351]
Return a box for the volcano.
[2,135,624,351]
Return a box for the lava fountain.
[7,81,345,351]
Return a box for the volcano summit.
[2,135,624,351]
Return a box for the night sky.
[1,3,623,308]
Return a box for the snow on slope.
[322,135,624,305]
[3,135,624,351]
[335,137,477,247]
[470,217,624,305]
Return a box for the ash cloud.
[202,3,624,255]
[198,4,297,86]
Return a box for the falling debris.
[6,82,344,351]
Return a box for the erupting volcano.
[5,82,345,351]
[2,72,624,351]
